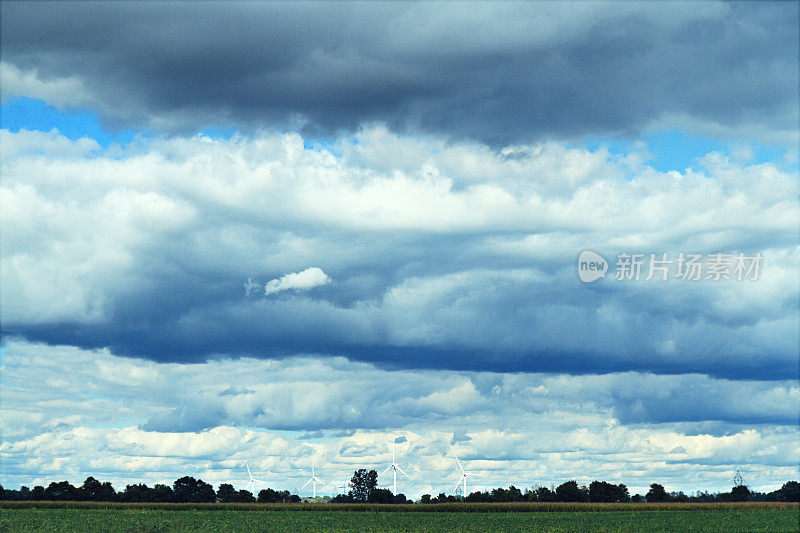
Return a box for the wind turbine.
[380,440,409,496]
[453,455,473,498]
[301,465,324,498]
[245,463,267,494]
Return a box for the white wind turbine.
[301,465,324,498]
[380,440,409,496]
[453,455,474,498]
[245,463,267,494]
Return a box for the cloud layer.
[1,127,797,379]
[2,2,797,144]
[2,126,798,380]
[2,340,797,497]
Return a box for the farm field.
[1,503,797,532]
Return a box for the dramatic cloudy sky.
[1,2,798,497]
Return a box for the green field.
[1,503,797,532]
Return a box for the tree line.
[420,480,800,504]
[1,472,798,504]
[0,477,299,504]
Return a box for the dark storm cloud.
[2,1,797,144]
[6,252,797,381]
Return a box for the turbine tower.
[245,463,266,494]
[453,455,473,498]
[301,465,324,498]
[380,439,409,495]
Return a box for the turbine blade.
[454,480,462,493]
[380,465,393,475]
[301,478,312,489]
[246,464,253,481]
[316,478,325,485]
[396,465,409,478]
[454,455,465,474]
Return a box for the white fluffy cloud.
[264,267,331,295]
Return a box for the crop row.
[1,500,797,512]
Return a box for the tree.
[535,486,556,502]
[30,486,46,501]
[216,483,238,503]
[214,484,254,503]
[645,483,670,503]
[172,477,215,503]
[465,490,490,502]
[121,484,152,502]
[81,477,100,499]
[693,491,715,503]
[236,489,255,503]
[555,481,589,502]
[348,469,378,503]
[589,481,629,503]
[44,481,80,501]
[258,488,296,503]
[505,485,524,502]
[81,477,116,501]
[670,491,689,503]
[727,485,750,502]
[782,481,800,502]
[151,484,175,502]
[419,494,432,504]
[368,488,395,503]
[770,481,800,502]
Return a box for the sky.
[0,1,798,498]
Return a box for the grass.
[0,503,797,532]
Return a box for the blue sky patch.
[0,97,135,147]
